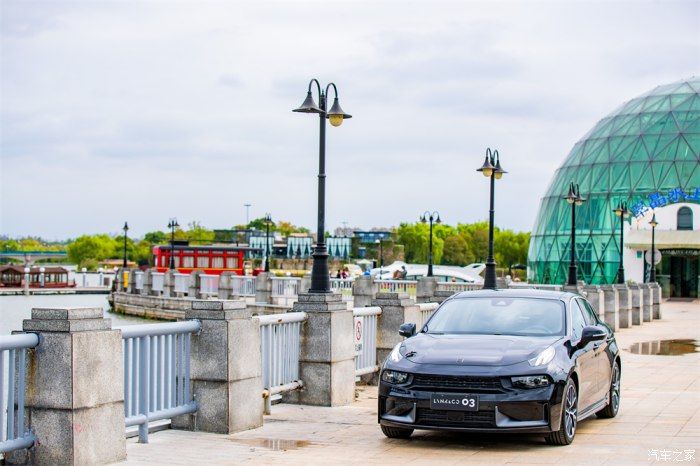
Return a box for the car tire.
[381,424,413,439]
[596,361,621,418]
[546,378,578,446]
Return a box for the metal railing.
[257,312,306,414]
[151,272,165,293]
[508,282,563,291]
[173,273,189,295]
[120,320,201,443]
[134,271,144,291]
[230,275,255,297]
[376,279,418,298]
[199,274,219,297]
[330,278,354,302]
[270,277,301,298]
[417,302,440,330]
[435,282,481,293]
[0,333,39,454]
[353,307,381,376]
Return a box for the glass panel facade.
[529,78,700,284]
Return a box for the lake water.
[0,294,148,335]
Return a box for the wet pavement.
[123,300,700,465]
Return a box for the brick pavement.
[123,300,699,465]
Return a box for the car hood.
[403,333,561,366]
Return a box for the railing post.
[218,272,233,300]
[188,271,202,298]
[351,275,376,308]
[600,285,620,331]
[163,270,175,298]
[371,292,421,380]
[7,308,126,465]
[629,284,643,326]
[650,282,662,319]
[290,292,355,406]
[415,276,438,303]
[171,301,263,434]
[615,284,632,328]
[255,272,273,304]
[641,283,653,323]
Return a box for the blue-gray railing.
[353,307,381,376]
[258,312,306,414]
[0,333,39,454]
[120,320,201,443]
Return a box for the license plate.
[430,393,479,411]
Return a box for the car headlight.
[528,346,555,367]
[511,375,551,389]
[382,370,410,385]
[389,343,404,362]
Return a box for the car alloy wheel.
[611,364,621,413]
[564,383,577,439]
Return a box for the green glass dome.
[528,77,700,284]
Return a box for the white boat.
[371,261,485,284]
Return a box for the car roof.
[451,288,579,301]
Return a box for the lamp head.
[477,154,495,178]
[564,183,576,204]
[123,221,129,232]
[649,213,658,228]
[435,215,442,224]
[420,215,427,223]
[493,152,506,179]
[292,91,322,114]
[327,97,351,127]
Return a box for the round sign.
[645,249,662,265]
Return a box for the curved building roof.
[528,77,700,284]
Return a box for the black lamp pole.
[420,211,441,277]
[293,79,351,293]
[564,183,586,286]
[375,238,384,277]
[613,202,629,284]
[264,213,272,273]
[167,218,179,270]
[476,148,506,289]
[122,222,129,268]
[649,213,658,282]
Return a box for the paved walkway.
[124,301,700,465]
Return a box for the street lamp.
[476,148,506,289]
[264,213,272,273]
[167,218,179,270]
[122,222,129,268]
[293,78,351,293]
[375,239,383,278]
[420,211,441,277]
[649,213,659,282]
[613,201,629,284]
[563,183,586,286]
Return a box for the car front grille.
[416,407,495,428]
[410,374,504,393]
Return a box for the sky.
[1,0,699,240]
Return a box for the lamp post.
[476,148,506,289]
[293,78,351,293]
[264,213,272,273]
[649,213,658,282]
[167,218,179,270]
[375,239,384,278]
[563,183,586,286]
[613,201,629,284]
[420,211,441,277]
[122,222,129,268]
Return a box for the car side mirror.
[399,323,416,338]
[579,325,607,347]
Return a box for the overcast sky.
[1,0,698,240]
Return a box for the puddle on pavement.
[627,339,699,355]
[230,438,311,451]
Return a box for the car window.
[570,300,587,341]
[425,297,566,337]
[577,299,599,326]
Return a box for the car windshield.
[425,297,566,337]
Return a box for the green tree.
[143,231,166,243]
[67,235,116,267]
[443,235,475,265]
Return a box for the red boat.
[152,243,261,275]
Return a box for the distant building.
[353,230,392,244]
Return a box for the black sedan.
[378,289,621,445]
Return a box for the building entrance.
[662,250,699,299]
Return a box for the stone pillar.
[300,275,312,295]
[352,275,377,308]
[629,284,643,326]
[416,276,438,303]
[9,308,126,465]
[188,270,202,298]
[291,293,355,406]
[255,272,273,304]
[641,283,653,322]
[143,269,153,296]
[163,270,175,298]
[615,284,632,328]
[172,301,263,433]
[582,285,605,321]
[372,292,422,369]
[651,282,662,319]
[218,272,233,300]
[600,285,619,331]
